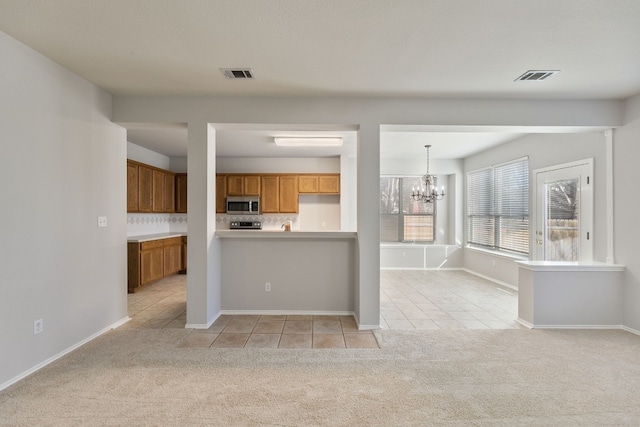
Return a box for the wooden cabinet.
[216,174,227,213]
[180,236,188,273]
[139,240,164,286]
[164,172,175,213]
[127,161,139,211]
[138,165,153,212]
[152,170,165,212]
[215,173,339,214]
[226,175,243,196]
[128,236,186,292]
[298,174,340,194]
[127,160,184,213]
[261,176,280,213]
[279,175,299,213]
[227,175,261,196]
[298,175,318,193]
[244,176,261,195]
[319,175,340,193]
[175,173,187,213]
[163,237,182,276]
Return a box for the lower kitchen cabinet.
[128,236,186,293]
[140,242,164,285]
[163,237,182,276]
[180,236,187,273]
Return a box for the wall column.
[186,122,221,327]
[356,125,380,328]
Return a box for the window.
[467,157,529,255]
[380,176,435,242]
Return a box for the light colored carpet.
[1,327,640,426]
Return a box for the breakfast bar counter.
[215,230,356,239]
[216,230,357,316]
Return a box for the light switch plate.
[97,216,107,227]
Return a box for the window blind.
[467,158,529,254]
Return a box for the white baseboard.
[516,318,534,329]
[185,311,221,329]
[0,316,131,392]
[220,310,354,317]
[517,320,640,336]
[463,268,518,291]
[380,267,463,271]
[621,325,640,336]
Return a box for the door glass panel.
[544,178,579,261]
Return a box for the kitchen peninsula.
[216,230,357,314]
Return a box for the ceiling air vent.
[515,70,560,81]
[220,68,255,79]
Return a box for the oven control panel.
[229,221,262,230]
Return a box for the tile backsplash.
[216,214,299,230]
[127,213,301,235]
[127,213,188,236]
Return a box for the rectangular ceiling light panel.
[274,137,343,147]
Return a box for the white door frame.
[533,158,594,262]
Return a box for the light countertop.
[127,232,187,243]
[215,230,357,239]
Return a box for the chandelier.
[411,145,445,203]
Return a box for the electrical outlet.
[402,251,406,258]
[265,282,271,292]
[492,259,496,268]
[33,319,43,335]
[97,216,107,227]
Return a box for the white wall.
[615,93,640,332]
[127,141,170,169]
[170,156,188,173]
[220,237,355,312]
[0,33,127,388]
[463,132,608,287]
[216,157,340,174]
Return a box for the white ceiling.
[2,0,639,158]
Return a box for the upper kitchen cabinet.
[279,175,299,213]
[175,173,187,213]
[298,174,340,194]
[138,164,153,212]
[127,160,182,213]
[152,170,165,212]
[227,175,261,196]
[216,174,227,213]
[127,161,139,211]
[261,176,280,213]
[164,171,176,213]
[318,175,340,193]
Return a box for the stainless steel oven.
[226,196,260,215]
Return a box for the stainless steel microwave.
[226,196,260,215]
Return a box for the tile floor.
[123,268,521,348]
[178,314,379,349]
[124,274,378,349]
[380,269,522,330]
